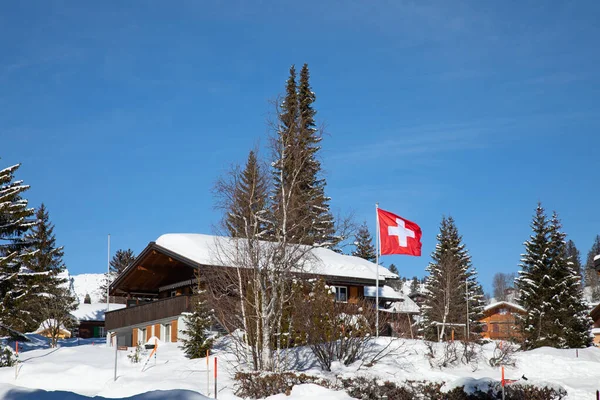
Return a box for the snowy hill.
[71,273,106,304]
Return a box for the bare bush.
[488,341,519,367]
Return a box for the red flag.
[377,208,422,256]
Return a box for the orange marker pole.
[214,357,217,399]
[14,341,19,380]
[206,350,210,396]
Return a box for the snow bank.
[0,385,210,400]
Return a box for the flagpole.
[107,234,110,312]
[375,203,380,338]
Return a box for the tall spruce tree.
[225,150,269,238]
[584,235,600,301]
[517,205,592,349]
[0,162,36,329]
[388,264,399,275]
[100,248,136,303]
[271,64,335,247]
[421,216,484,341]
[20,204,75,332]
[352,222,376,262]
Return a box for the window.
[164,323,171,343]
[492,324,499,333]
[139,328,146,344]
[334,286,348,302]
[498,308,508,315]
[170,290,177,297]
[99,327,105,338]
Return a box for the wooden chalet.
[591,303,600,346]
[106,233,399,347]
[479,301,526,341]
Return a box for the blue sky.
[2,1,599,293]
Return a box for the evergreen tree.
[181,277,213,359]
[517,205,592,349]
[224,150,269,238]
[388,264,399,275]
[352,222,376,262]
[410,276,419,294]
[547,213,591,348]
[565,240,583,287]
[84,293,91,304]
[271,64,335,247]
[0,162,36,329]
[420,216,484,341]
[584,235,600,301]
[100,249,136,303]
[297,64,335,247]
[20,204,75,332]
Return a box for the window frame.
[334,286,348,303]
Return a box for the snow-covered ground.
[2,335,600,399]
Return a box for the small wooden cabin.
[479,301,526,341]
[591,303,600,346]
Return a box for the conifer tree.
[224,150,269,238]
[517,205,592,349]
[84,293,91,304]
[420,216,484,341]
[0,162,36,329]
[547,213,591,348]
[352,222,376,262]
[410,276,419,294]
[271,64,335,247]
[584,235,600,301]
[181,278,213,359]
[388,264,399,275]
[565,240,583,287]
[100,249,136,303]
[20,204,75,331]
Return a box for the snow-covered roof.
[594,254,600,262]
[364,285,404,300]
[363,286,420,313]
[71,303,126,322]
[155,233,397,282]
[483,301,526,313]
[591,328,600,335]
[34,320,70,334]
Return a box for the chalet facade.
[591,303,600,346]
[106,233,399,347]
[479,301,526,341]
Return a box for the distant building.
[71,303,126,339]
[591,303,600,346]
[479,301,526,341]
[33,320,71,339]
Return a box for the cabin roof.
[483,301,526,313]
[155,233,398,281]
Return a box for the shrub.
[0,345,17,367]
[127,343,143,364]
[234,371,331,399]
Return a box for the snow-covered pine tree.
[546,213,591,348]
[420,216,484,341]
[100,248,136,303]
[20,204,76,332]
[516,204,552,349]
[565,240,583,288]
[352,221,376,262]
[0,162,36,329]
[224,150,269,239]
[584,235,600,301]
[181,278,213,359]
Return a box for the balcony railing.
[105,295,193,331]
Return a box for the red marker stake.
[214,357,217,399]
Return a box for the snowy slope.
[71,273,106,304]
[2,335,600,399]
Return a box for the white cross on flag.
[377,208,422,256]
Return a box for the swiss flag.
[377,208,422,256]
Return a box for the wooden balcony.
[105,295,193,331]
